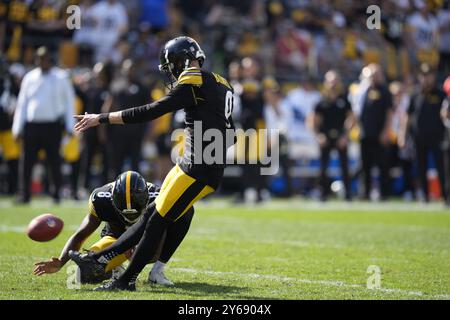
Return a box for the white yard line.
[171,267,450,299]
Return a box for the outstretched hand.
[33,257,62,276]
[74,113,100,133]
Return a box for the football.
[27,214,64,242]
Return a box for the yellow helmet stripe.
[125,171,132,210]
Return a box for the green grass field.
[0,198,449,300]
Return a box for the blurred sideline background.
[0,0,450,204]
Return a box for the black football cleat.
[69,250,107,280]
[94,279,136,292]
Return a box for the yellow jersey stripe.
[125,171,131,210]
[178,68,203,86]
[88,193,97,217]
[178,74,203,85]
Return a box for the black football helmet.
[158,36,205,87]
[112,171,149,225]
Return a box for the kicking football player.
[33,171,194,286]
[70,36,235,291]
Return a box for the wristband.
[98,113,110,124]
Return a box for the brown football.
[27,214,64,242]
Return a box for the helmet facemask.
[111,190,147,226]
[118,208,141,225]
[158,56,177,90]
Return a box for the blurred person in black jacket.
[110,60,149,177]
[0,58,19,195]
[311,70,355,201]
[358,64,393,200]
[401,64,447,203]
[81,62,113,190]
[236,57,266,203]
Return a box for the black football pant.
[360,139,390,199]
[19,122,63,202]
[320,142,350,199]
[415,139,447,202]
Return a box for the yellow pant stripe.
[125,171,131,210]
[155,165,196,216]
[89,236,127,272]
[176,185,214,221]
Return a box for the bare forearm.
[59,233,87,266]
[103,111,124,124]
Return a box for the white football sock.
[152,261,166,273]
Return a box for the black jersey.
[89,182,160,238]
[314,94,352,140]
[121,68,236,189]
[408,88,446,142]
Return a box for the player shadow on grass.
[144,281,241,296]
[141,281,279,299]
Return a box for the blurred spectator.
[311,70,354,201]
[380,0,408,79]
[442,76,450,127]
[0,57,19,195]
[401,64,447,203]
[263,76,293,197]
[236,57,266,203]
[285,76,321,143]
[60,74,89,200]
[275,22,313,76]
[0,0,32,62]
[0,0,448,201]
[358,64,393,200]
[405,0,440,69]
[438,1,450,76]
[72,0,97,66]
[12,47,75,203]
[110,59,149,176]
[152,103,173,185]
[90,0,128,63]
[27,0,68,51]
[81,62,113,190]
[441,76,450,198]
[389,81,416,200]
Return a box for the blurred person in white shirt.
[285,76,321,143]
[12,47,75,204]
[90,0,129,63]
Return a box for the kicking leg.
[149,207,195,285]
